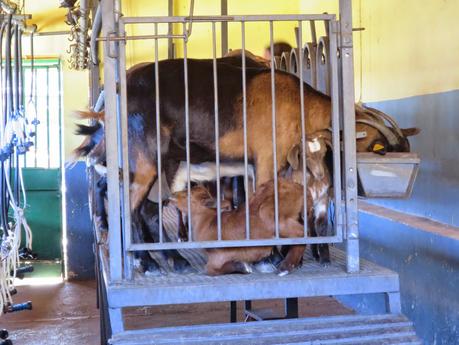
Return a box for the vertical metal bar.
[285,298,299,319]
[329,20,342,241]
[212,22,222,241]
[230,301,237,323]
[310,20,317,45]
[298,20,308,238]
[269,21,280,238]
[118,19,133,280]
[58,64,63,169]
[154,23,163,243]
[221,0,228,56]
[168,0,174,59]
[241,21,250,240]
[46,67,50,169]
[101,0,123,282]
[183,23,192,241]
[339,0,359,273]
[33,67,37,167]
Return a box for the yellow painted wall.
[300,0,459,101]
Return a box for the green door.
[21,168,62,260]
[19,59,63,261]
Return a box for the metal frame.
[114,13,343,256]
[95,0,383,338]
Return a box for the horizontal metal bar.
[128,236,342,251]
[97,33,185,42]
[121,14,336,25]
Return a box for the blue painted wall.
[339,211,459,345]
[65,162,95,280]
[366,89,459,227]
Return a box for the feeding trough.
[357,152,420,198]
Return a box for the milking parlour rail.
[92,0,420,343]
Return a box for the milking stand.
[90,0,421,344]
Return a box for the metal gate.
[100,9,358,282]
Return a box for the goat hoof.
[320,258,331,267]
[278,270,289,277]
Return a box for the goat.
[170,178,308,276]
[283,131,332,264]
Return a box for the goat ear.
[287,145,300,170]
[401,127,421,137]
[318,130,332,149]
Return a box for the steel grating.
[104,248,400,308]
[109,313,421,345]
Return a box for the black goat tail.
[75,122,102,136]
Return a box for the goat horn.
[362,105,405,139]
[356,118,399,147]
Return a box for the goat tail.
[73,110,105,122]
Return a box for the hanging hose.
[0,8,35,317]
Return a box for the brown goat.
[170,179,308,276]
[284,131,332,264]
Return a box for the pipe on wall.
[90,2,102,65]
[0,0,17,15]
[77,0,89,69]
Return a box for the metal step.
[109,313,421,345]
[105,248,400,308]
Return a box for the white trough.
[357,152,420,198]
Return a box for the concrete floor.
[2,280,353,345]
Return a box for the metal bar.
[97,33,186,42]
[101,0,123,282]
[285,298,299,319]
[121,14,336,24]
[128,235,342,251]
[167,0,173,59]
[183,23,192,241]
[46,67,50,168]
[118,20,133,280]
[269,21,280,239]
[298,20,308,238]
[329,20,343,241]
[230,301,237,323]
[339,0,359,273]
[154,23,164,244]
[310,21,317,45]
[241,22,250,240]
[221,0,228,56]
[212,22,222,241]
[58,64,63,169]
[33,67,37,167]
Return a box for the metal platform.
[109,313,421,345]
[101,247,401,312]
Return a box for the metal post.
[339,0,359,273]
[118,18,134,280]
[241,22,250,240]
[168,0,174,59]
[269,21,280,238]
[101,0,123,282]
[329,20,343,241]
[90,1,101,107]
[221,0,228,56]
[212,22,222,240]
